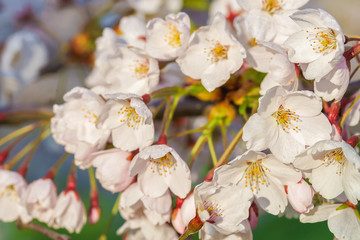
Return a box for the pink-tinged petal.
[253,177,287,215]
[172,208,185,234]
[310,164,343,199]
[244,9,276,42]
[180,193,196,227]
[300,204,340,223]
[287,179,314,214]
[263,155,302,185]
[138,166,168,198]
[342,161,360,204]
[285,30,321,63]
[290,114,331,146]
[243,114,278,151]
[169,159,191,198]
[283,91,322,116]
[328,208,360,239]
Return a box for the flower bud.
[287,179,314,214]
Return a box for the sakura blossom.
[129,144,191,198]
[286,179,315,214]
[176,13,246,92]
[242,86,332,163]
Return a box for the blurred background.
[0,0,359,239]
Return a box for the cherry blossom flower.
[294,140,360,204]
[90,46,159,96]
[199,220,252,240]
[285,8,345,80]
[24,178,57,223]
[129,144,191,198]
[214,150,302,214]
[0,170,31,223]
[118,182,172,226]
[176,13,246,92]
[194,181,253,235]
[242,86,332,163]
[172,193,196,234]
[237,0,308,44]
[51,190,86,233]
[89,149,135,193]
[96,93,154,152]
[286,179,314,214]
[301,203,360,240]
[208,0,243,23]
[118,15,146,49]
[51,87,110,168]
[245,41,298,95]
[145,12,190,61]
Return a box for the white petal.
[342,161,360,204]
[300,204,340,223]
[328,208,360,240]
[138,166,168,198]
[310,164,343,199]
[263,155,302,185]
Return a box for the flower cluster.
[0,0,359,239]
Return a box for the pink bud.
[249,202,258,230]
[287,179,314,214]
[88,190,101,224]
[172,207,186,234]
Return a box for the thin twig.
[17,220,71,240]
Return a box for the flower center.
[203,199,223,223]
[322,148,345,175]
[205,41,229,63]
[149,153,175,176]
[306,27,337,54]
[164,23,181,47]
[272,105,300,132]
[0,185,20,202]
[81,108,98,124]
[117,105,145,128]
[244,161,269,192]
[133,60,149,79]
[262,0,282,15]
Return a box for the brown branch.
[16,220,71,240]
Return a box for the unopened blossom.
[51,190,86,233]
[96,94,154,152]
[129,144,191,198]
[214,151,302,215]
[242,86,332,163]
[246,41,298,95]
[285,8,345,80]
[301,203,360,239]
[0,170,31,223]
[51,87,110,168]
[195,181,253,235]
[237,0,308,44]
[24,178,57,223]
[145,12,190,61]
[294,140,360,204]
[314,57,349,102]
[118,15,146,49]
[119,182,172,226]
[176,13,246,92]
[287,179,314,214]
[89,149,135,193]
[90,46,159,96]
[172,193,196,234]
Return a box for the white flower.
[145,12,191,61]
[89,149,135,193]
[118,15,146,49]
[314,57,349,102]
[209,0,243,23]
[284,8,345,80]
[96,93,154,151]
[294,140,360,204]
[237,0,308,44]
[119,182,172,226]
[214,151,302,215]
[0,170,31,223]
[24,178,57,223]
[286,179,314,214]
[51,190,86,233]
[242,86,332,163]
[126,0,163,15]
[199,220,253,240]
[246,41,298,95]
[51,87,110,168]
[91,46,160,96]
[301,203,360,240]
[176,13,246,92]
[195,181,253,235]
[129,144,191,198]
